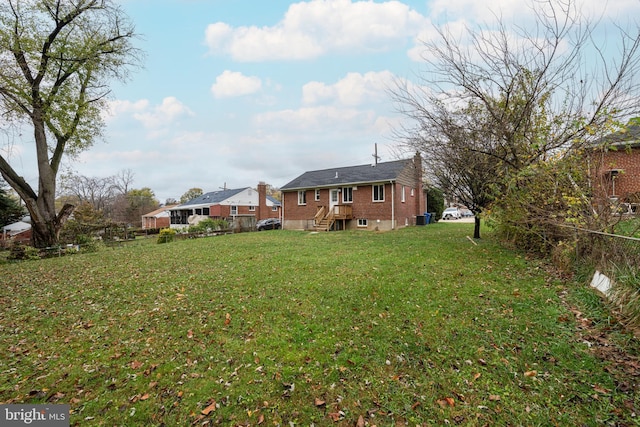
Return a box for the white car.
[442,207,461,220]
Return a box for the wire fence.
[561,224,640,327]
[568,226,640,272]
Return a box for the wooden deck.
[314,205,353,231]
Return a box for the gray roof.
[178,188,247,207]
[596,124,640,148]
[171,188,281,209]
[266,195,281,206]
[281,159,412,190]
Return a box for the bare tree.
[0,0,140,247]
[59,172,116,213]
[393,0,640,238]
[109,169,135,196]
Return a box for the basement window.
[357,219,368,227]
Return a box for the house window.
[298,190,306,205]
[401,186,406,203]
[195,208,202,215]
[272,206,278,211]
[231,205,238,215]
[203,207,210,216]
[373,184,384,202]
[342,187,353,203]
[249,205,256,211]
[357,219,368,227]
[315,189,320,201]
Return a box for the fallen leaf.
[140,393,150,401]
[437,397,455,407]
[489,395,500,401]
[411,401,421,410]
[258,413,265,424]
[130,361,143,370]
[473,372,481,381]
[524,370,537,377]
[201,401,217,415]
[314,397,326,407]
[224,313,231,326]
[187,330,193,339]
[328,412,342,421]
[356,415,365,427]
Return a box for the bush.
[188,218,229,234]
[8,243,40,261]
[157,228,176,244]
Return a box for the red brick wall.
[142,216,170,229]
[592,147,640,200]
[283,182,424,227]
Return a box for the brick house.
[168,183,281,229]
[591,125,640,211]
[141,205,176,230]
[1,221,32,247]
[280,154,426,231]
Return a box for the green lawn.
[1,224,637,426]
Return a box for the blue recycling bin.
[424,212,431,224]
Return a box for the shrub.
[188,218,229,234]
[8,243,40,261]
[157,228,176,244]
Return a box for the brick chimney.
[257,182,267,220]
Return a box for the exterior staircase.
[313,205,352,231]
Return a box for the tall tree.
[111,187,158,227]
[180,188,203,204]
[0,0,140,247]
[394,0,640,240]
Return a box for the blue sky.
[5,0,640,203]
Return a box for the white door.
[330,189,339,210]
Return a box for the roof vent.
[335,172,339,179]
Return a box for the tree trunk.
[473,216,481,239]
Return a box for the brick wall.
[592,146,640,200]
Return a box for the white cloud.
[254,105,376,133]
[211,70,262,98]
[302,71,397,106]
[103,99,149,121]
[133,97,194,129]
[204,0,427,61]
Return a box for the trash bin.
[424,212,431,224]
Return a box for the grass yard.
[1,224,638,426]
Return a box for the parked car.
[442,207,461,220]
[256,218,281,231]
[460,208,474,217]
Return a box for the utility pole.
[372,143,381,166]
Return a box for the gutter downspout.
[282,193,285,230]
[391,180,395,230]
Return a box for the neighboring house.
[141,205,176,230]
[280,154,426,231]
[1,221,32,246]
[168,182,281,229]
[591,125,640,211]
